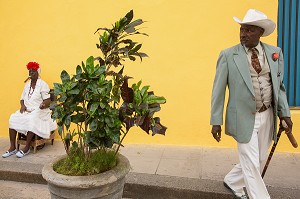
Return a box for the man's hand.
[211,125,221,142]
[20,105,27,113]
[280,117,293,134]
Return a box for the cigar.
[24,76,31,83]
[282,120,298,148]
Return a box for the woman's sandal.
[2,149,17,158]
[16,149,30,158]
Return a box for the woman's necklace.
[28,82,36,99]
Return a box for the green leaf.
[140,85,150,97]
[64,115,71,129]
[52,106,65,120]
[138,52,149,58]
[115,20,120,30]
[59,93,67,102]
[110,132,120,144]
[93,65,106,77]
[86,56,94,68]
[81,61,87,74]
[118,47,129,57]
[68,89,80,95]
[129,56,136,61]
[76,65,82,75]
[69,82,78,90]
[101,31,108,43]
[146,95,166,104]
[132,44,142,52]
[53,83,62,96]
[72,141,78,149]
[128,19,143,27]
[89,119,98,131]
[86,56,95,75]
[60,70,70,83]
[65,132,72,141]
[134,91,142,105]
[58,126,63,135]
[124,19,144,33]
[124,10,134,25]
[89,103,100,115]
[100,102,106,109]
[132,80,142,91]
[71,114,85,123]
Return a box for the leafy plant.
[52,10,166,174]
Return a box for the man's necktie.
[250,48,262,74]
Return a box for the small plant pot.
[42,153,130,199]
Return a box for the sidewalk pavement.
[0,137,299,199]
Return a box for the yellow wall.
[0,0,299,153]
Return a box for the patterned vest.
[248,50,273,112]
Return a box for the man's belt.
[258,104,270,113]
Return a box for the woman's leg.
[8,128,17,152]
[23,131,35,153]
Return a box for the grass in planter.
[53,147,117,176]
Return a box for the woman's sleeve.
[40,80,51,100]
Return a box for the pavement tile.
[161,146,203,160]
[0,140,65,165]
[293,152,300,163]
[201,147,239,181]
[264,152,300,189]
[119,144,165,159]
[125,156,161,174]
[0,180,50,199]
[0,180,131,199]
[156,157,202,178]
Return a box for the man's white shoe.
[223,182,249,199]
[16,150,30,158]
[240,195,248,199]
[2,149,17,158]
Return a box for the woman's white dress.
[9,79,57,138]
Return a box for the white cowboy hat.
[233,9,276,37]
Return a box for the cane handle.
[281,120,298,148]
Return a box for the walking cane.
[262,121,298,178]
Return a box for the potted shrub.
[42,10,167,199]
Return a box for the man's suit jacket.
[210,42,290,143]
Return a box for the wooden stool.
[17,131,55,153]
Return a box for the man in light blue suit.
[210,9,293,199]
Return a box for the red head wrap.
[26,62,40,71]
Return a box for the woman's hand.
[39,102,47,109]
[20,105,27,113]
[39,98,51,109]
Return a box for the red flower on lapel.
[272,53,279,61]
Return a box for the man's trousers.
[224,107,274,199]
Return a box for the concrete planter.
[42,153,130,199]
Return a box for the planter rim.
[42,153,130,188]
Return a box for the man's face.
[240,24,264,48]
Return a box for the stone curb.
[1,161,300,199]
[125,173,300,199]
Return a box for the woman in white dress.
[2,61,57,158]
